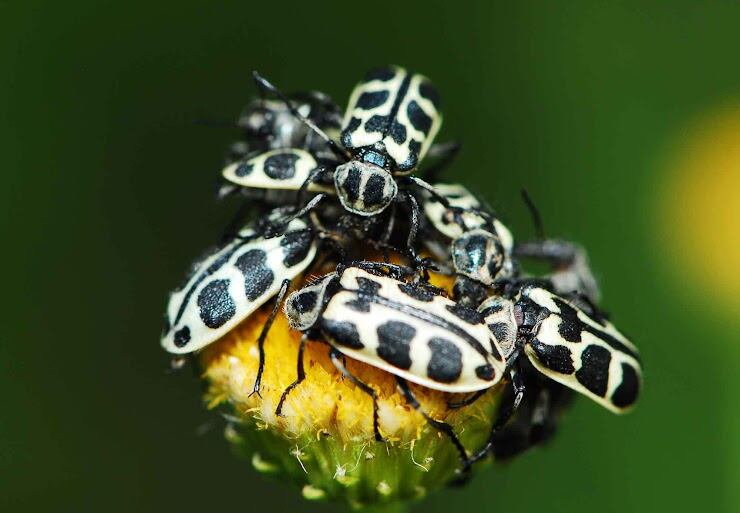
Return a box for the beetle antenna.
[520,189,545,240]
[251,71,350,162]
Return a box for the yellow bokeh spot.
[659,103,740,314]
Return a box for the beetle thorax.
[334,160,398,216]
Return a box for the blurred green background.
[2,1,739,512]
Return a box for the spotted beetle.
[238,67,457,221]
[219,83,343,205]
[280,262,508,466]
[161,207,323,394]
[285,264,504,393]
[463,280,641,468]
[495,283,640,413]
[218,67,459,266]
[243,66,450,217]
[331,65,448,216]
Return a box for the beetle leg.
[447,388,488,409]
[250,279,291,398]
[275,334,308,417]
[329,347,386,442]
[466,358,526,467]
[395,377,471,472]
[264,193,327,239]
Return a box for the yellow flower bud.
[200,273,504,509]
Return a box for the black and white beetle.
[228,67,458,225]
[219,82,343,204]
[331,65,447,216]
[217,66,461,267]
[160,205,405,395]
[462,280,641,467]
[279,262,507,465]
[161,207,324,395]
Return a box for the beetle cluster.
[162,66,642,476]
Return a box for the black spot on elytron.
[356,276,382,296]
[197,279,236,329]
[173,326,191,347]
[376,320,415,370]
[281,229,312,267]
[172,236,256,325]
[234,249,275,301]
[362,172,388,206]
[364,67,397,82]
[356,90,389,110]
[396,141,420,172]
[475,363,496,381]
[427,337,462,383]
[408,140,421,154]
[322,319,363,349]
[398,283,435,302]
[445,303,483,325]
[529,339,575,374]
[575,345,611,397]
[418,80,441,108]
[342,276,381,312]
[235,162,254,177]
[551,297,640,361]
[407,100,433,135]
[344,295,371,313]
[365,114,391,134]
[263,152,299,180]
[342,166,362,204]
[553,298,584,342]
[388,120,407,144]
[611,363,640,408]
[340,117,362,149]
